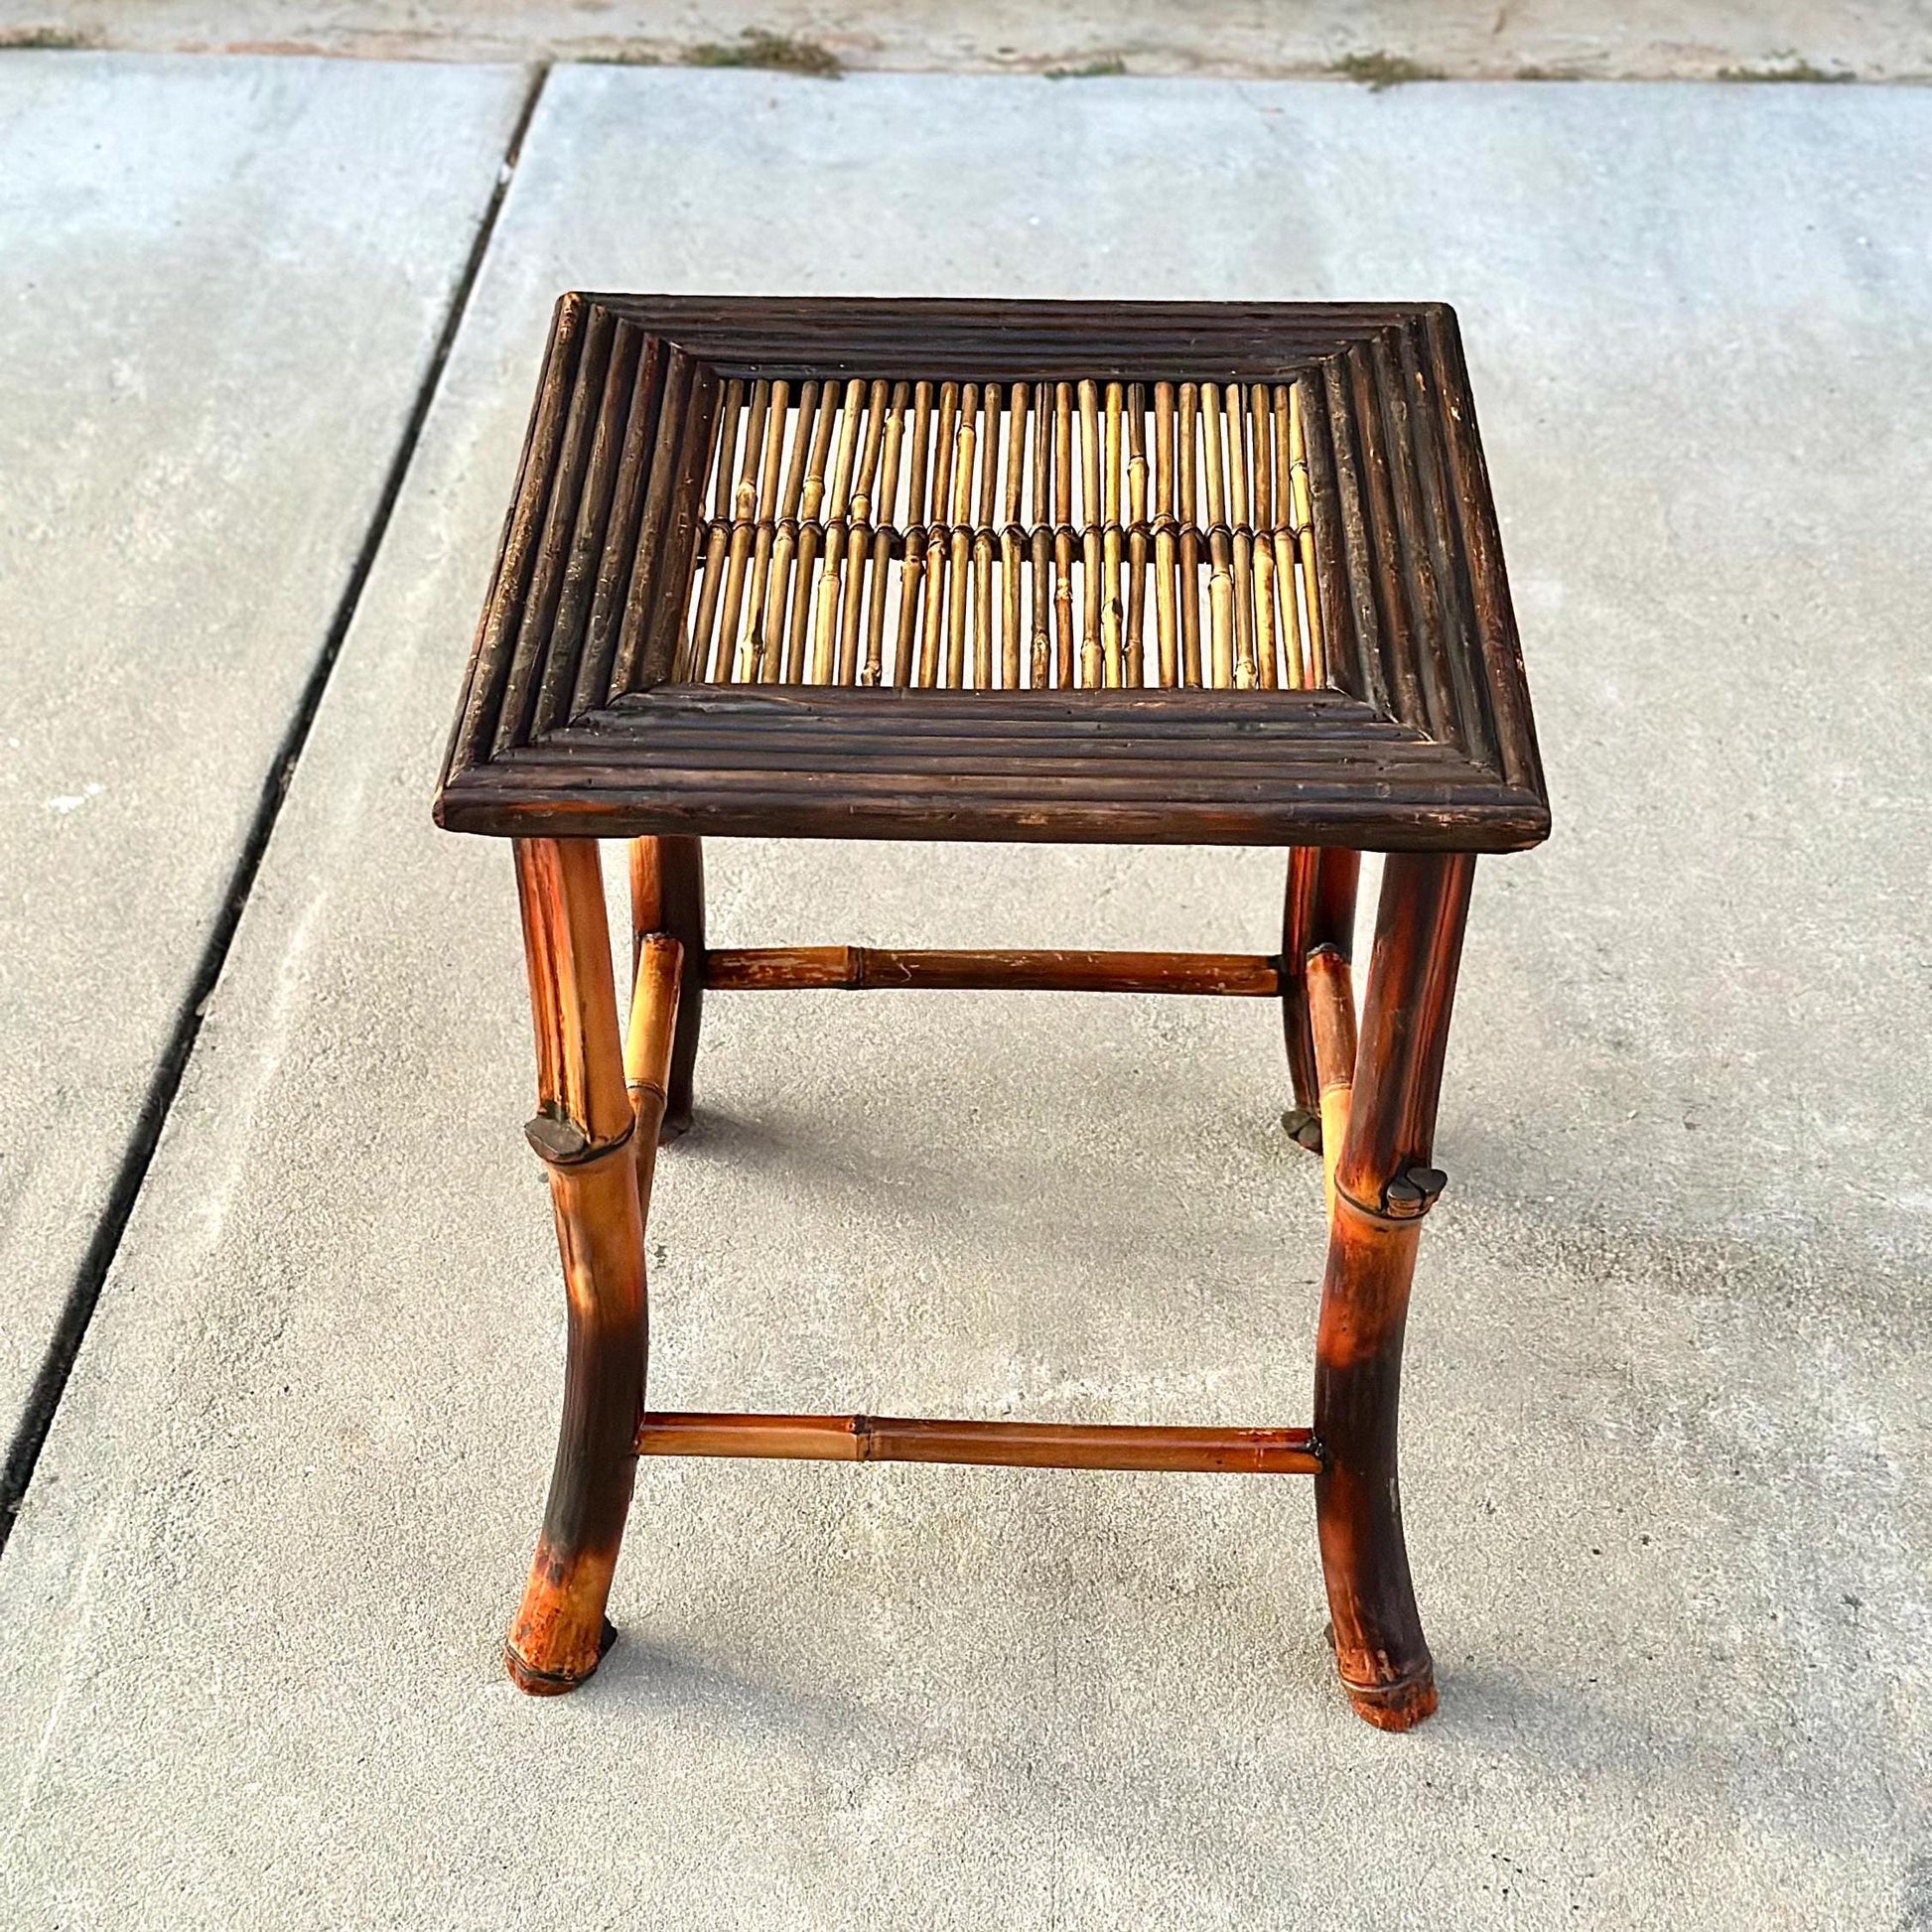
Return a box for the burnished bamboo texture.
[1313,851,1471,1731]
[499,832,1478,1728]
[505,838,681,1696]
[635,1413,1321,1474]
[439,299,1549,855]
[1281,847,1362,1154]
[673,376,1324,693]
[449,300,1547,1736]
[629,834,704,1140]
[703,944,1283,997]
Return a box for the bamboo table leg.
[1281,847,1360,1153]
[1313,851,1471,1730]
[505,837,670,1695]
[630,834,705,1141]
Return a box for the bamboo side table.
[436,298,1548,1729]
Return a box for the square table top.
[436,297,1547,851]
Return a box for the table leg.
[1313,850,1472,1729]
[1282,847,1360,1152]
[505,837,648,1695]
[630,834,705,1141]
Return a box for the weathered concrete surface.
[3,69,1929,1928]
[5,0,1932,80]
[0,57,527,1449]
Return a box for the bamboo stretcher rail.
[701,945,1284,995]
[676,373,1324,695]
[634,1412,1323,1474]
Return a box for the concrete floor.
[3,58,1930,1931]
[0,52,527,1464]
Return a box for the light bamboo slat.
[680,373,1329,695]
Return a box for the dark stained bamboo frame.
[438,299,1547,853]
[449,298,1547,1731]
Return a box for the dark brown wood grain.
[1396,316,1498,770]
[1422,309,1545,796]
[531,319,638,740]
[1300,365,1374,708]
[437,297,1548,854]
[634,364,720,691]
[446,294,582,778]
[571,333,667,716]
[441,685,1544,850]
[611,347,694,694]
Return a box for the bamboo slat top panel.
[438,297,1548,850]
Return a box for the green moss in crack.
[1329,51,1446,90]
[686,29,842,78]
[0,25,100,49]
[1044,56,1128,79]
